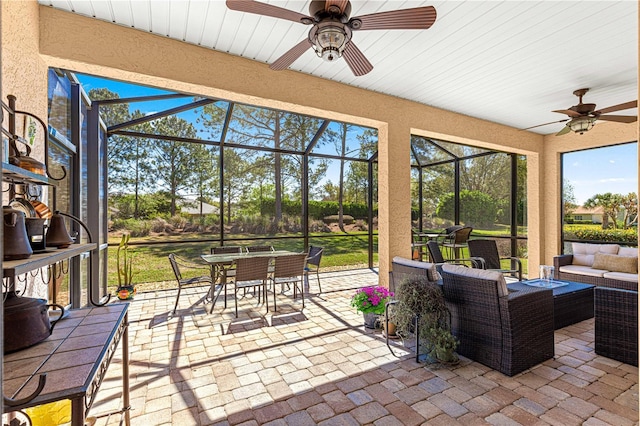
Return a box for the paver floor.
[91,269,638,425]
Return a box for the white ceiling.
[39,0,638,135]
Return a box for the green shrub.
[436,190,497,228]
[111,218,151,237]
[564,225,638,243]
[323,215,354,224]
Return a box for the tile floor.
[92,269,638,425]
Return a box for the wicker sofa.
[553,242,638,291]
[554,242,638,365]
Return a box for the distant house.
[178,199,219,216]
[567,206,604,224]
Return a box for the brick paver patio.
[91,269,638,425]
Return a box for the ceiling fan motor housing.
[309,1,351,21]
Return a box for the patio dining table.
[201,250,296,313]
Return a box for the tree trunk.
[338,124,347,232]
[274,113,282,221]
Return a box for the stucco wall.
[2,1,637,284]
[1,0,48,161]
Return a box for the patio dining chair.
[245,245,274,253]
[468,239,522,281]
[304,245,324,293]
[168,253,214,314]
[270,253,308,311]
[211,246,242,254]
[210,246,242,283]
[441,226,473,260]
[411,230,428,261]
[426,241,482,274]
[232,256,272,317]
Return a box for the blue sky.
[563,143,638,205]
[78,74,638,205]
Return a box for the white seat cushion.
[558,264,607,278]
[602,271,639,283]
[442,263,508,297]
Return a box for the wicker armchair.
[468,239,522,281]
[595,286,638,366]
[441,264,554,376]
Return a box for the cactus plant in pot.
[116,234,136,300]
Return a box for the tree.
[149,116,199,216]
[190,144,219,216]
[620,192,638,229]
[584,192,623,229]
[88,88,155,217]
[563,178,579,221]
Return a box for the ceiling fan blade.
[556,125,572,136]
[596,114,638,123]
[520,119,569,131]
[325,0,349,13]
[594,100,638,115]
[343,41,373,76]
[226,0,310,23]
[270,39,312,71]
[552,109,581,118]
[354,6,437,31]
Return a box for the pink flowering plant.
[351,286,394,315]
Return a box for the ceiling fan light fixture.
[311,22,349,62]
[569,117,596,134]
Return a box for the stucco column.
[2,0,48,135]
[378,122,412,287]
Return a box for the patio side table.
[3,303,130,426]
[510,281,594,329]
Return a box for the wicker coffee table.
[509,280,595,329]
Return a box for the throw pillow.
[442,263,508,297]
[591,252,638,274]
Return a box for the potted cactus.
[116,234,136,300]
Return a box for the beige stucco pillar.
[377,121,412,286]
[1,0,48,154]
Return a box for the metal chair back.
[427,241,446,264]
[273,253,307,279]
[168,253,183,280]
[211,246,242,255]
[450,226,473,245]
[468,239,501,270]
[234,256,272,282]
[245,245,274,253]
[307,245,323,267]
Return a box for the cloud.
[598,178,632,183]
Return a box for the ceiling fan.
[523,88,637,136]
[226,0,437,76]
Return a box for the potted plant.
[350,286,393,329]
[116,234,136,300]
[424,326,459,363]
[390,276,459,364]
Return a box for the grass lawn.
[108,232,378,292]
